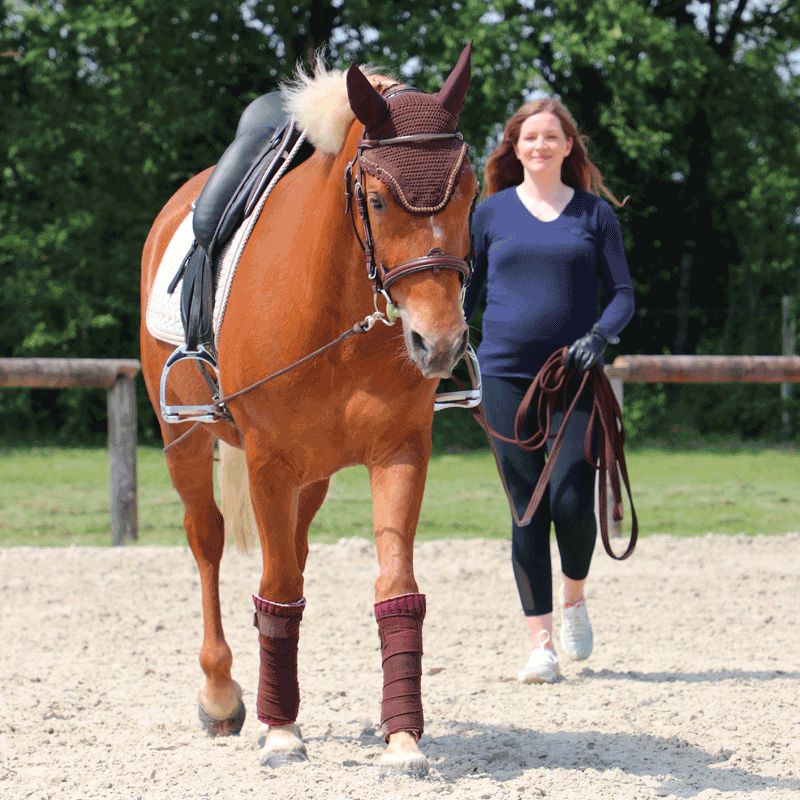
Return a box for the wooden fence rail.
[0,358,141,545]
[600,355,800,536]
[607,355,800,385]
[604,355,800,410]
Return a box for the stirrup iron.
[434,344,482,411]
[159,344,230,423]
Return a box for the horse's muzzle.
[408,326,468,379]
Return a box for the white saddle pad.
[145,207,258,348]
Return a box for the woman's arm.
[595,202,635,342]
[566,202,635,372]
[463,205,489,322]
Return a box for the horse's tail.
[218,442,258,553]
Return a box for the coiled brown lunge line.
[375,593,426,741]
[472,347,638,560]
[253,595,305,726]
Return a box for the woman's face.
[513,112,573,178]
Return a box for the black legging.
[481,374,599,617]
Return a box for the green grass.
[0,445,797,546]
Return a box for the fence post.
[782,295,796,439]
[610,376,624,412]
[108,374,138,545]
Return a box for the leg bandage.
[374,593,426,741]
[252,595,305,726]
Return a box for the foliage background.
[1,0,799,446]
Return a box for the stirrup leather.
[434,344,482,411]
[159,344,231,423]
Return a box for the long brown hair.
[483,98,626,206]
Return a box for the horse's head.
[345,45,477,379]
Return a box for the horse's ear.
[346,65,389,129]
[437,42,472,122]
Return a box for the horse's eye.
[369,194,384,211]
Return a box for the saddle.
[168,91,314,352]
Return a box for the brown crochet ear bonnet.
[346,44,472,214]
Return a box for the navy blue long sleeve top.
[464,186,635,378]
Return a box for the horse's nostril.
[411,330,429,354]
[458,329,469,356]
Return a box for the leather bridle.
[343,87,473,320]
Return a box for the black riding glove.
[565,325,618,373]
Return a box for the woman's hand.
[565,326,617,372]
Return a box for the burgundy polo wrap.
[252,594,305,726]
[374,592,427,741]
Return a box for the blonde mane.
[281,56,393,154]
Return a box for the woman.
[464,98,635,683]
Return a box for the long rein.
[472,348,638,560]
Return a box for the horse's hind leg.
[164,428,246,736]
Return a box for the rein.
[473,348,638,560]
[163,309,389,453]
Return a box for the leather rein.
[473,348,638,560]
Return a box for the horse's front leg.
[369,448,431,777]
[246,448,308,768]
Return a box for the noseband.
[343,88,473,319]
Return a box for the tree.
[0,0,338,439]
[2,1,798,441]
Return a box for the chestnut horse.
[140,46,476,775]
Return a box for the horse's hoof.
[379,731,429,778]
[198,699,246,737]
[259,722,308,769]
[378,751,430,778]
[260,749,309,769]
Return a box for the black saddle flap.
[211,122,295,252]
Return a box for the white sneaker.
[560,596,593,660]
[517,630,561,684]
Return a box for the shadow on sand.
[578,667,800,683]
[418,723,800,797]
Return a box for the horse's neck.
[287,151,372,328]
